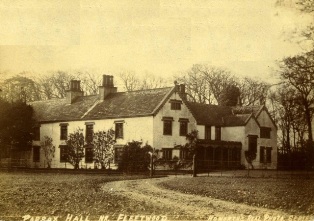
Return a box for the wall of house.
[243,118,260,168]
[221,126,245,142]
[153,92,197,150]
[31,116,154,169]
[256,110,277,169]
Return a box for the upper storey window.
[260,127,271,139]
[170,99,182,110]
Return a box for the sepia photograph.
[0,0,313,220]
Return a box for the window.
[260,146,272,163]
[85,145,93,163]
[59,145,68,162]
[260,127,271,139]
[85,123,94,143]
[114,145,124,163]
[163,148,172,160]
[33,126,40,141]
[266,147,272,163]
[33,146,40,162]
[115,122,124,139]
[170,99,182,110]
[179,118,189,136]
[248,135,258,153]
[180,148,189,160]
[215,126,221,141]
[260,146,266,163]
[162,117,173,135]
[205,125,211,140]
[60,124,68,140]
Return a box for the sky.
[0,0,313,83]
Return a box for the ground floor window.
[33,146,40,162]
[260,146,272,163]
[59,145,68,162]
[85,145,94,163]
[114,145,124,163]
[179,148,189,160]
[162,148,172,160]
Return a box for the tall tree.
[218,84,241,106]
[280,50,314,143]
[0,75,42,102]
[238,77,270,106]
[0,100,35,150]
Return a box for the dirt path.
[102,176,290,220]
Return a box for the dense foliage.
[92,129,116,169]
[118,141,152,173]
[65,129,85,169]
[0,99,35,150]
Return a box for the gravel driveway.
[102,176,291,220]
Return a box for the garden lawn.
[0,172,165,220]
[158,176,314,215]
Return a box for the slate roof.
[84,87,173,120]
[231,106,263,116]
[185,101,262,126]
[30,95,99,122]
[30,87,173,123]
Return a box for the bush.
[118,141,152,173]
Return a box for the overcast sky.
[0,0,312,83]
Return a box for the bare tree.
[238,77,270,106]
[77,71,102,95]
[118,71,141,91]
[280,50,314,143]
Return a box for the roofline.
[244,113,261,128]
[255,105,277,129]
[36,114,154,124]
[152,86,176,115]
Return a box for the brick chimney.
[66,80,84,104]
[99,75,117,100]
[178,83,187,100]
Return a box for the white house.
[29,75,277,169]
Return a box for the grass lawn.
[0,172,165,220]
[158,176,314,215]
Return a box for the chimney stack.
[66,80,84,104]
[99,75,117,100]
[177,83,187,100]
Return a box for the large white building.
[29,75,277,169]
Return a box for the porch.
[195,139,242,171]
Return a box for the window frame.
[215,126,221,141]
[60,123,68,140]
[205,125,211,140]
[33,126,40,141]
[59,145,68,163]
[260,127,271,139]
[169,99,182,110]
[85,145,94,163]
[162,148,173,160]
[179,118,189,136]
[85,123,94,143]
[266,147,272,163]
[162,117,173,136]
[115,122,124,139]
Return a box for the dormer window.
[170,99,182,110]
